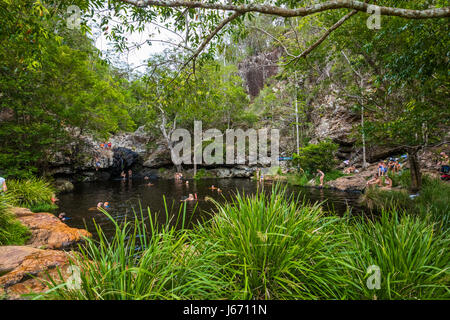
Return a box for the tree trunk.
[408,150,422,193]
[159,111,181,173]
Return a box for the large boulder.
[11,207,91,249]
[109,126,151,157]
[0,246,72,299]
[327,175,368,192]
[238,47,282,97]
[54,178,74,193]
[213,168,232,178]
[143,141,172,168]
[230,167,253,178]
[326,164,378,192]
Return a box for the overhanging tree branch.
[121,0,450,19]
[164,11,242,84]
[292,9,358,63]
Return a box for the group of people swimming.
[180,184,223,202]
[208,185,222,192]
[174,172,183,180]
[86,201,110,211]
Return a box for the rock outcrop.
[11,207,91,249]
[47,126,147,180]
[0,246,72,299]
[111,147,139,177]
[0,208,91,299]
[326,164,378,192]
[143,140,173,168]
[109,126,151,157]
[238,47,283,98]
[54,178,74,193]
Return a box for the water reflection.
[57,178,365,236]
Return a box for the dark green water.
[57,178,365,236]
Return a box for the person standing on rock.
[317,169,325,187]
[0,176,6,193]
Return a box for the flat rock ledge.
[11,207,91,249]
[0,246,73,300]
[0,208,91,299]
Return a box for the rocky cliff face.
[47,127,148,182]
[238,47,283,98]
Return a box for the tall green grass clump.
[0,193,30,245]
[32,186,449,300]
[362,175,450,229]
[388,169,411,188]
[413,176,450,229]
[35,205,231,300]
[6,177,55,209]
[345,210,449,299]
[194,185,354,299]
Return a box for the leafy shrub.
[193,168,213,180]
[287,172,311,186]
[388,169,411,188]
[6,177,55,208]
[293,140,339,173]
[0,193,30,245]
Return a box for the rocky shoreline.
[0,208,91,300]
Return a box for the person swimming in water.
[146,182,154,186]
[181,194,196,202]
[209,185,217,190]
[51,194,58,204]
[58,212,69,221]
[217,188,222,193]
[104,202,110,209]
[88,202,104,211]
